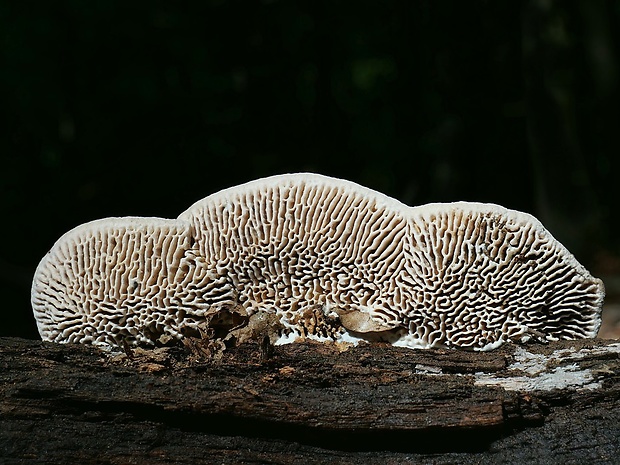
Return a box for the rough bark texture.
[1,336,619,464]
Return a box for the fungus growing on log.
[31,173,605,350]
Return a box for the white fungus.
[31,173,605,350]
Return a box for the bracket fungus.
[31,173,605,351]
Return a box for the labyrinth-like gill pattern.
[32,173,604,350]
[179,174,604,350]
[32,218,237,347]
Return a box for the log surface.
[1,336,619,464]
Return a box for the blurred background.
[2,0,619,339]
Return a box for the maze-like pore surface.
[32,174,604,350]
[32,218,236,347]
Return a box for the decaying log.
[1,336,619,464]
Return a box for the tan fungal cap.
[32,173,605,351]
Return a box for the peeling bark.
[1,337,619,464]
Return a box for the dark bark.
[1,336,619,464]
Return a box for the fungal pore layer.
[31,173,605,351]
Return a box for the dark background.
[2,0,619,339]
